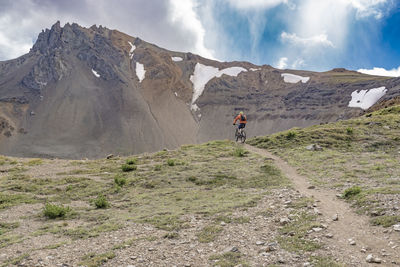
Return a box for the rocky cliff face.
[0,22,399,158]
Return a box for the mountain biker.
[233,111,247,132]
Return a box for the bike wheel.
[235,129,239,142]
[240,131,246,143]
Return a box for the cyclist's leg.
[239,123,245,133]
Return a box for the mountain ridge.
[0,21,399,158]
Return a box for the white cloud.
[291,58,305,68]
[169,0,215,59]
[357,66,400,77]
[0,0,215,61]
[225,0,294,9]
[275,57,288,69]
[345,0,388,19]
[281,32,334,47]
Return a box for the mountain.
[0,21,399,158]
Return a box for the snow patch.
[91,69,100,78]
[250,68,261,71]
[281,73,309,83]
[348,87,387,110]
[191,103,200,112]
[136,62,146,83]
[190,63,247,103]
[174,92,178,97]
[128,41,136,59]
[172,56,183,62]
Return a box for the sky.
[0,0,399,76]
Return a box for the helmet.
[239,111,243,115]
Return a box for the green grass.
[80,251,116,267]
[0,253,30,267]
[0,233,25,248]
[114,175,127,187]
[43,203,71,219]
[121,164,136,172]
[25,158,43,166]
[342,186,362,199]
[371,215,400,227]
[209,252,249,267]
[0,222,20,235]
[276,197,322,253]
[167,158,175,166]
[197,224,223,243]
[310,256,343,267]
[0,139,290,255]
[248,105,400,224]
[233,146,247,157]
[94,194,110,209]
[125,158,137,165]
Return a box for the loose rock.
[366,254,382,263]
[306,144,323,151]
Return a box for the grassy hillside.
[2,107,399,266]
[249,105,400,227]
[2,141,328,266]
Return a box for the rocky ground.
[0,140,399,266]
[1,107,400,266]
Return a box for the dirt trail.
[245,144,400,266]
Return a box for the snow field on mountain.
[348,87,387,110]
[128,41,136,59]
[190,63,247,104]
[91,69,100,78]
[172,56,183,62]
[191,103,199,111]
[136,62,146,82]
[281,73,309,83]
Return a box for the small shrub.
[197,225,223,243]
[142,181,156,189]
[94,195,109,209]
[163,231,179,239]
[286,131,297,140]
[43,203,70,219]
[371,215,400,227]
[346,127,354,135]
[233,147,246,157]
[121,164,136,172]
[126,158,137,165]
[186,176,197,183]
[167,159,175,166]
[342,186,361,199]
[154,164,162,171]
[114,176,126,187]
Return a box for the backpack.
[240,114,246,121]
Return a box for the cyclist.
[233,111,247,133]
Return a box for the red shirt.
[233,114,247,124]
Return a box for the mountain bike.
[234,125,246,143]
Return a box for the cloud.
[357,66,400,77]
[0,0,214,61]
[346,0,389,19]
[225,0,294,9]
[275,57,288,69]
[280,32,334,47]
[274,56,306,69]
[169,0,215,59]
